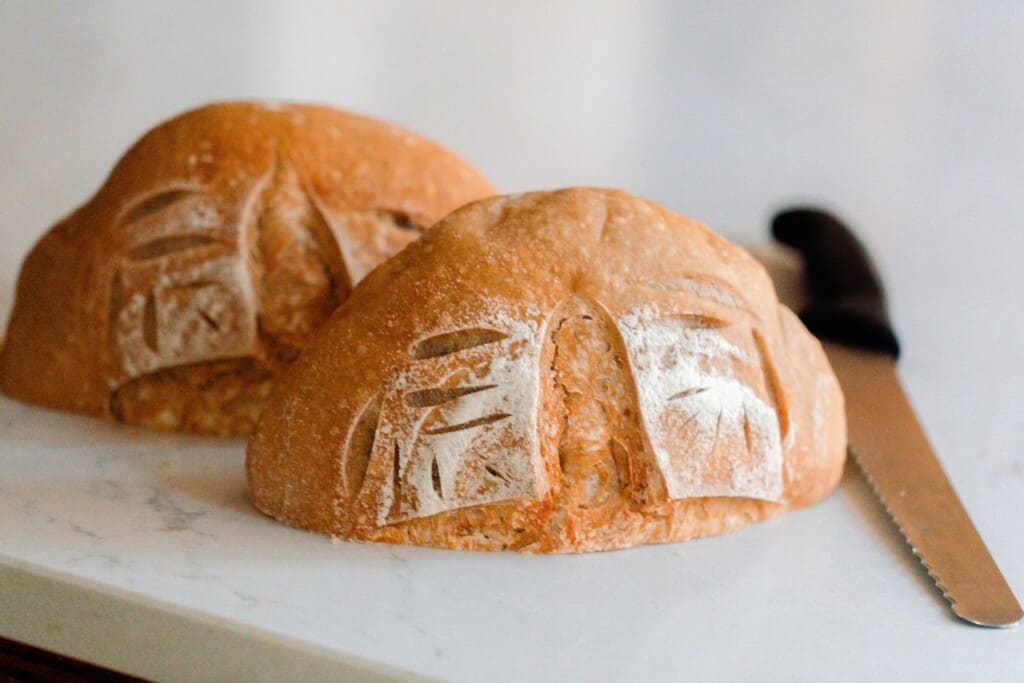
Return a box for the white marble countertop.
[1,2,1022,681]
[2,382,1020,682]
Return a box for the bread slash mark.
[198,310,221,332]
[485,465,511,485]
[142,292,158,353]
[423,413,511,435]
[127,235,221,261]
[431,457,443,499]
[405,384,497,407]
[345,394,381,497]
[120,189,199,226]
[411,329,509,359]
[668,386,709,401]
[388,441,402,519]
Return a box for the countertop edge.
[0,553,429,682]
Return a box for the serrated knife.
[771,207,1022,628]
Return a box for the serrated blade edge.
[825,342,1022,628]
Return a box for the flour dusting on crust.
[359,296,784,527]
[617,304,783,502]
[112,192,258,381]
[365,307,545,525]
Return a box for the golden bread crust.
[0,101,495,435]
[246,188,846,552]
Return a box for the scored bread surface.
[247,188,846,552]
[0,101,495,435]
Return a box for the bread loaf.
[0,102,495,435]
[247,188,846,552]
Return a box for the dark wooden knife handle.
[771,207,900,357]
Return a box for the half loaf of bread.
[0,101,495,435]
[247,188,846,552]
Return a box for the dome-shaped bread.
[247,188,846,552]
[0,102,495,435]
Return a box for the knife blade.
[771,207,1022,628]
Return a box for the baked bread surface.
[0,101,495,435]
[247,188,846,552]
